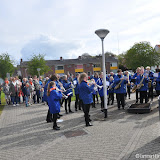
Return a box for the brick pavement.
[0,93,160,160]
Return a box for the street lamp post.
[37,68,41,77]
[95,29,110,118]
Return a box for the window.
[75,64,83,69]
[111,62,117,67]
[67,65,71,68]
[56,65,64,70]
[93,64,100,68]
[88,72,91,76]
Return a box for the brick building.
[18,55,118,78]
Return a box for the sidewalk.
[0,93,160,160]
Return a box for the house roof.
[19,56,118,67]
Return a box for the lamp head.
[95,29,109,40]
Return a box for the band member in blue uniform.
[93,72,99,104]
[131,67,141,103]
[79,73,95,127]
[47,81,62,130]
[44,75,56,123]
[155,69,160,96]
[62,75,73,114]
[73,73,81,111]
[145,66,154,102]
[108,76,114,105]
[124,71,131,99]
[114,69,128,110]
[136,67,149,104]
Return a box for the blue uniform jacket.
[97,78,108,97]
[155,73,160,91]
[79,80,94,104]
[47,88,62,114]
[108,80,115,93]
[136,75,148,91]
[73,77,79,95]
[114,75,127,94]
[43,79,51,102]
[148,71,154,86]
[62,80,73,96]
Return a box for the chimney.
[60,57,63,61]
[78,56,82,60]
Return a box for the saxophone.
[114,76,124,90]
[137,75,145,90]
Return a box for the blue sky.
[0,0,160,64]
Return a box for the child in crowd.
[47,81,62,130]
[24,83,30,107]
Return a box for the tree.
[81,53,92,59]
[0,53,15,79]
[117,53,128,71]
[28,54,50,76]
[124,41,160,70]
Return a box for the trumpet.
[90,79,103,90]
[56,87,68,99]
[57,80,66,92]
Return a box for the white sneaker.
[13,104,16,106]
[16,104,19,106]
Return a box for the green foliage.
[28,54,50,76]
[0,53,15,79]
[124,42,160,70]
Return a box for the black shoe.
[86,122,93,127]
[118,108,120,110]
[89,118,92,122]
[111,102,114,105]
[57,115,60,119]
[58,114,63,117]
[46,120,52,123]
[54,126,60,129]
[66,111,68,114]
[69,110,74,113]
[79,108,81,110]
[53,126,60,130]
[75,109,78,111]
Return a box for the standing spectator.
[10,77,19,106]
[29,78,34,105]
[3,82,10,105]
[33,75,41,103]
[23,83,30,107]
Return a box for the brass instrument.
[109,82,114,90]
[148,80,152,88]
[131,85,137,93]
[127,73,131,86]
[132,75,145,92]
[56,87,68,99]
[114,76,124,90]
[57,80,66,92]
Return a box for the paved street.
[0,93,160,160]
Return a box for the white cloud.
[0,0,160,64]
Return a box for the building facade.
[18,55,118,78]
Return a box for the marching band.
[2,65,160,129]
